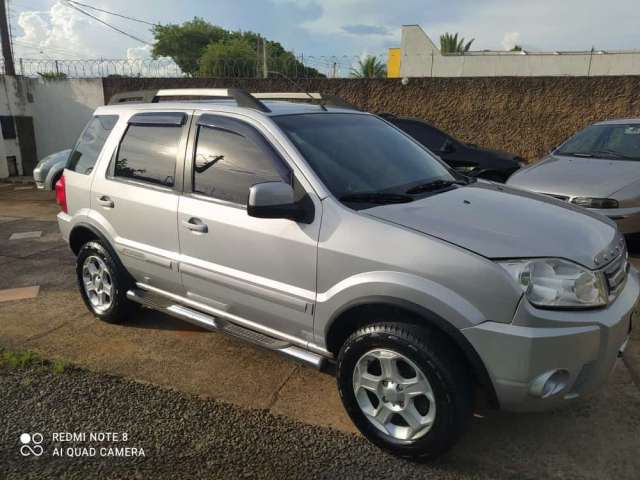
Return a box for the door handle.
[97,195,114,208]
[183,218,208,234]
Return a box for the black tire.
[337,322,473,460]
[76,240,137,324]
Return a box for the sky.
[6,0,640,62]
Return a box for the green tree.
[37,71,67,79]
[152,18,322,78]
[199,37,257,77]
[510,45,523,52]
[439,32,474,54]
[152,18,227,76]
[350,55,386,78]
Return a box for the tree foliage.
[152,17,322,78]
[350,55,386,78]
[439,33,474,54]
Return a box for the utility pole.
[262,38,268,79]
[0,0,15,75]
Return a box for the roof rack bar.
[152,88,271,112]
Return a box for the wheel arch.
[325,296,499,409]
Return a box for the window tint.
[113,125,182,187]
[193,125,287,204]
[557,124,640,161]
[68,115,118,174]
[396,120,449,151]
[274,114,453,199]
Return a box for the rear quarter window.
[67,115,119,175]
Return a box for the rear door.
[91,111,191,294]
[177,112,320,342]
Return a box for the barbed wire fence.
[0,55,380,79]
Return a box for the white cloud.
[501,32,520,51]
[126,44,152,61]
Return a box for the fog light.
[529,369,570,398]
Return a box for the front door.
[91,111,191,293]
[177,113,320,343]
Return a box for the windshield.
[556,123,640,160]
[273,114,454,200]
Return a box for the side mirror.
[247,182,313,223]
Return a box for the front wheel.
[336,322,473,460]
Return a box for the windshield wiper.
[339,192,414,204]
[592,149,635,160]
[405,179,464,195]
[559,152,594,158]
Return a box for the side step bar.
[126,288,326,370]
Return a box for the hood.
[36,149,71,169]
[365,182,618,269]
[507,154,640,198]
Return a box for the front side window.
[274,113,454,199]
[113,124,182,187]
[556,124,640,161]
[193,124,288,205]
[68,115,118,175]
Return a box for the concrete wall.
[103,76,640,162]
[0,77,103,178]
[28,78,104,161]
[400,25,640,78]
[0,76,31,177]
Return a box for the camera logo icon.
[20,433,44,457]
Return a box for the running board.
[126,288,325,370]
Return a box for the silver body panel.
[58,100,638,412]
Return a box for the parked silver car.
[56,89,636,460]
[32,149,71,190]
[508,119,640,234]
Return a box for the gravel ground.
[0,362,493,480]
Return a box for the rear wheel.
[76,240,137,323]
[337,322,473,460]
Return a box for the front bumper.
[32,167,45,189]
[463,267,638,412]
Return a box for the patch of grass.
[52,358,67,374]
[0,350,42,368]
[0,349,69,374]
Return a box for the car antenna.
[266,70,328,111]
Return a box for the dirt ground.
[1,186,639,479]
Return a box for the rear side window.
[67,115,118,174]
[113,123,182,188]
[193,120,289,205]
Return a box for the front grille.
[603,251,629,299]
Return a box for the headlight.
[498,258,608,308]
[571,197,619,209]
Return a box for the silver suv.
[57,89,636,459]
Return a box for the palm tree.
[439,33,474,54]
[350,55,387,78]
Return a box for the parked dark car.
[379,113,525,182]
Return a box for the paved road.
[1,186,640,479]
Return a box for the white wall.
[28,78,104,160]
[0,76,31,177]
[400,25,640,77]
[0,77,104,178]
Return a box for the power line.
[61,0,152,45]
[66,0,156,26]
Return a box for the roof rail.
[108,88,271,112]
[107,88,358,111]
[252,92,359,110]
